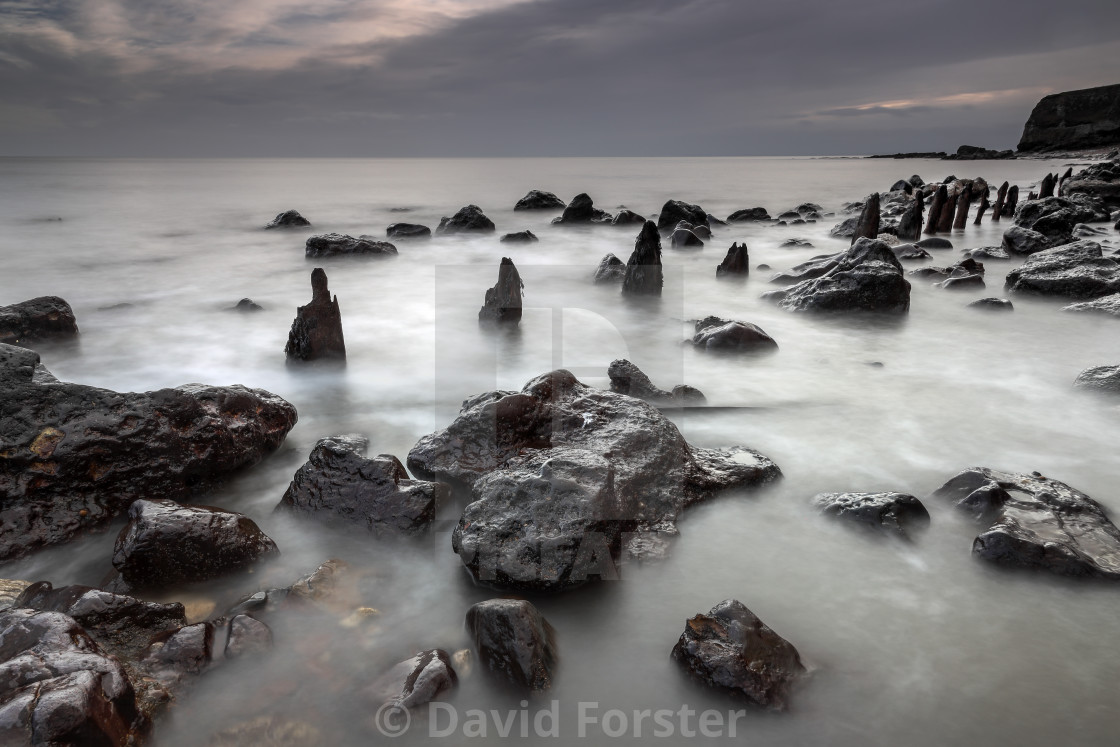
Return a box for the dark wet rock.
[670,599,805,712]
[690,223,712,240]
[757,264,770,270]
[224,615,273,660]
[936,270,986,290]
[727,207,770,223]
[0,344,297,561]
[286,268,346,361]
[813,492,929,539]
[777,210,802,220]
[1073,223,1109,238]
[478,257,523,325]
[1061,159,1120,209]
[1013,196,1110,241]
[608,359,705,406]
[611,209,647,225]
[465,599,556,692]
[969,297,1014,311]
[769,253,845,284]
[1001,185,1020,218]
[233,298,264,312]
[276,435,443,536]
[437,205,496,234]
[794,203,824,217]
[991,181,1009,222]
[706,213,729,227]
[367,649,457,710]
[896,194,924,241]
[924,184,948,235]
[1017,84,1120,153]
[908,175,925,187]
[1062,292,1120,317]
[1073,365,1120,394]
[916,237,953,250]
[111,498,279,591]
[670,226,704,248]
[1005,240,1120,299]
[0,608,145,745]
[937,188,959,233]
[621,221,663,296]
[141,621,214,691]
[850,193,880,244]
[553,193,611,225]
[931,467,1120,579]
[658,200,709,233]
[952,182,976,229]
[780,238,813,248]
[963,246,1010,260]
[225,559,348,619]
[764,238,910,314]
[909,257,984,279]
[386,223,431,240]
[889,179,912,194]
[264,210,311,229]
[305,233,397,258]
[593,253,626,284]
[0,297,79,348]
[716,242,749,277]
[891,243,932,260]
[500,230,538,244]
[514,190,566,211]
[829,215,860,239]
[1001,226,1051,256]
[407,370,780,591]
[947,145,1015,160]
[1039,172,1057,200]
[0,580,31,611]
[690,317,778,353]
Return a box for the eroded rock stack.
[286,268,346,362]
[478,257,523,325]
[621,221,663,296]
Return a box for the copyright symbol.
[374,702,411,737]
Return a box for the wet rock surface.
[286,268,346,361]
[0,344,297,561]
[1017,84,1120,153]
[1062,292,1120,317]
[437,205,496,234]
[367,649,457,709]
[514,190,566,211]
[690,316,778,353]
[607,359,705,406]
[621,221,663,296]
[386,223,431,240]
[500,230,538,243]
[1073,365,1120,394]
[1004,240,1120,299]
[611,209,647,225]
[552,193,611,225]
[716,242,749,277]
[764,238,910,314]
[232,298,264,312]
[1061,158,1120,209]
[670,599,806,711]
[670,225,704,248]
[1001,225,1051,255]
[726,207,770,223]
[304,233,397,258]
[969,297,1014,311]
[593,253,626,284]
[265,210,311,229]
[478,257,523,325]
[465,599,556,692]
[813,492,930,539]
[658,200,709,233]
[0,297,79,348]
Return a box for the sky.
[1,0,1119,157]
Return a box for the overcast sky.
[2,0,1118,156]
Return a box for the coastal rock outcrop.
[265,210,311,229]
[611,209,647,225]
[593,253,626,284]
[552,193,611,225]
[896,194,924,241]
[437,205,496,234]
[478,257,523,325]
[1073,365,1120,394]
[813,492,930,539]
[386,223,431,240]
[621,221,663,296]
[764,238,911,314]
[670,224,704,248]
[500,230,538,243]
[690,317,778,353]
[607,359,705,406]
[465,599,556,692]
[1060,159,1120,209]
[0,297,79,348]
[658,200,709,233]
[1004,240,1120,299]
[727,207,770,223]
[514,190,566,211]
[286,268,346,361]
[305,233,397,258]
[1001,225,1051,255]
[716,243,749,277]
[1017,84,1120,153]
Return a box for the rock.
[621,221,663,296]
[937,188,959,233]
[233,298,264,312]
[936,270,985,290]
[0,344,297,561]
[500,230,538,244]
[794,202,824,216]
[1062,292,1120,317]
[947,145,1015,160]
[952,182,975,229]
[611,209,647,225]
[757,264,771,270]
[916,237,953,250]
[1001,226,1051,256]
[224,559,348,619]
[850,193,880,244]
[305,233,397,258]
[607,359,705,406]
[764,238,911,314]
[889,179,912,193]
[896,194,924,241]
[1005,240,1120,299]
[727,207,770,223]
[690,317,778,353]
[670,600,805,712]
[829,215,860,239]
[931,467,1120,579]
[962,246,1010,260]
[716,243,750,277]
[553,193,611,225]
[514,190,565,211]
[367,649,457,710]
[1061,159,1120,209]
[465,599,556,692]
[478,257,523,325]
[0,580,31,611]
[208,716,324,747]
[111,498,279,590]
[0,297,79,348]
[0,608,145,744]
[223,615,273,659]
[768,254,838,284]
[969,297,1014,311]
[593,253,626,284]
[1039,173,1056,199]
[690,223,712,240]
[386,223,431,240]
[658,200,709,233]
[437,205,496,234]
[1073,223,1108,238]
[264,210,311,229]
[924,185,948,235]
[276,435,443,535]
[707,213,729,226]
[991,181,1009,222]
[891,243,932,260]
[1017,84,1120,153]
[285,268,346,361]
[780,238,813,248]
[141,621,214,684]
[670,227,704,248]
[813,492,929,539]
[1073,365,1120,394]
[1001,185,1019,218]
[407,370,780,591]
[909,257,984,279]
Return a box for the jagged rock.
[931,467,1120,579]
[917,237,954,249]
[768,254,838,284]
[232,298,263,312]
[612,209,647,225]
[514,190,565,211]
[850,193,880,244]
[478,257,523,325]
[963,246,1010,260]
[225,559,348,619]
[437,205,496,234]
[969,298,1014,311]
[407,370,780,590]
[223,615,273,659]
[1017,84,1120,153]
[690,317,778,353]
[1062,292,1120,317]
[367,649,457,709]
[264,210,311,229]
[0,297,79,348]
[707,213,729,226]
[305,233,397,258]
[716,243,749,277]
[1015,195,1111,238]
[552,193,611,225]
[1039,173,1056,199]
[670,226,704,248]
[813,492,929,539]
[111,499,279,591]
[386,223,431,240]
[670,600,805,712]
[276,435,443,535]
[286,268,346,361]
[658,200,709,233]
[593,253,626,284]
[1073,223,1108,238]
[500,230,538,244]
[764,238,910,314]
[727,207,770,223]
[896,194,924,241]
[1005,240,1120,298]
[1001,226,1051,256]
[621,221,663,296]
[1061,159,1120,209]
[465,599,556,692]
[1073,365,1120,394]
[0,344,296,561]
[140,621,214,693]
[607,359,704,406]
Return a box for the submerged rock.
[1004,240,1120,299]
[780,238,813,248]
[813,492,929,539]
[552,193,611,224]
[727,207,770,223]
[514,190,566,211]
[962,246,1010,260]
[658,200,709,233]
[621,221,663,296]
[223,615,273,660]
[276,435,444,535]
[1062,292,1120,317]
[670,599,806,711]
[478,257,524,325]
[670,226,704,248]
[612,209,647,225]
[891,243,931,260]
[465,599,556,692]
[305,233,397,258]
[1073,365,1120,394]
[367,649,457,710]
[969,297,1014,311]
[265,210,311,229]
[716,243,749,277]
[437,205,496,234]
[500,230,538,244]
[690,317,778,353]
[386,223,431,240]
[607,359,705,406]
[1060,158,1120,209]
[286,268,346,361]
[593,253,626,284]
[232,298,264,312]
[764,238,910,314]
[0,344,296,561]
[0,297,79,348]
[916,237,953,250]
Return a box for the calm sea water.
[1,157,1118,745]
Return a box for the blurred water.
[1,156,1119,745]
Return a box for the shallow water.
[2,156,1119,745]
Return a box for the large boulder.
[111,498,279,590]
[500,230,538,244]
[726,207,770,223]
[690,317,778,353]
[514,190,566,211]
[305,233,397,258]
[716,242,749,277]
[407,370,780,591]
[1004,240,1120,299]
[386,223,431,240]
[1062,292,1120,317]
[657,200,709,234]
[931,467,1120,579]
[0,297,79,348]
[478,257,523,325]
[1073,365,1120,394]
[670,600,806,711]
[1060,159,1120,209]
[813,492,929,539]
[764,238,911,314]
[552,193,611,225]
[1001,225,1051,256]
[286,268,346,362]
[1017,84,1120,153]
[607,359,705,406]
[276,435,444,535]
[437,205,496,234]
[0,345,296,561]
[621,221,663,296]
[465,599,556,692]
[264,210,311,229]
[593,253,626,284]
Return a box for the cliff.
[1017,84,1120,152]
